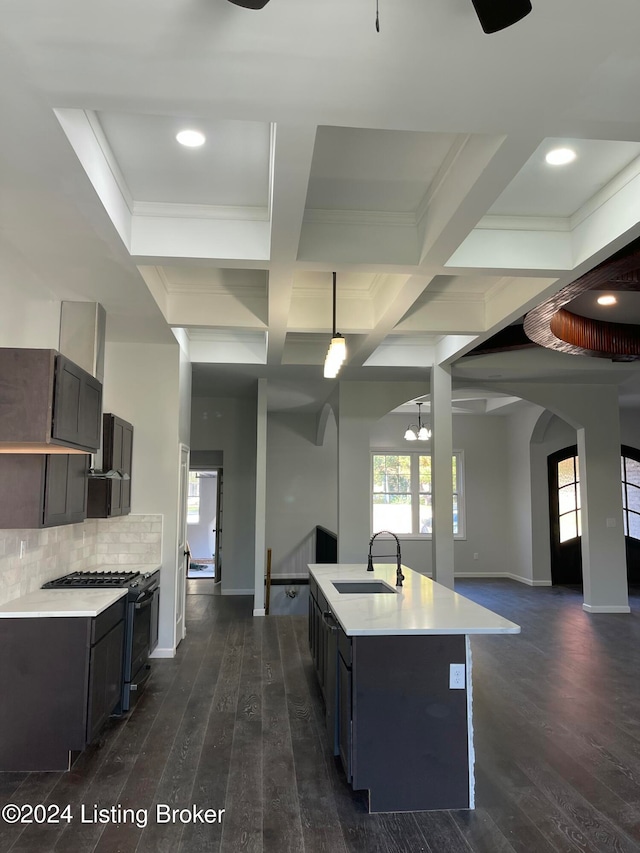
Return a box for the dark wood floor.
[2,579,640,853]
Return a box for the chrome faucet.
[367,530,405,587]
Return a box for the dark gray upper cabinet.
[87,414,134,518]
[0,348,102,452]
[0,453,88,528]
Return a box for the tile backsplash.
[0,514,162,606]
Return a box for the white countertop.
[309,563,521,637]
[0,588,128,618]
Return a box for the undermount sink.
[332,581,397,594]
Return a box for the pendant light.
[324,272,347,379]
[404,402,431,441]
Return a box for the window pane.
[419,495,432,534]
[453,494,459,535]
[558,484,576,514]
[373,455,411,493]
[452,456,457,492]
[625,457,640,488]
[629,511,640,540]
[558,457,575,487]
[373,497,412,534]
[188,471,200,497]
[624,511,629,536]
[577,510,582,537]
[574,456,579,482]
[559,512,578,543]
[627,484,640,513]
[419,456,431,494]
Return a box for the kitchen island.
[308,563,520,813]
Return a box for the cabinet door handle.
[322,610,338,633]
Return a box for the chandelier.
[404,401,431,441]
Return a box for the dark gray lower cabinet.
[0,599,125,771]
[309,589,472,812]
[338,651,352,782]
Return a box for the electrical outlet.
[449,663,465,690]
[473,552,479,560]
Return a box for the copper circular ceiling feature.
[524,237,640,362]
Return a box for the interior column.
[253,378,268,615]
[431,362,455,589]
[578,411,629,613]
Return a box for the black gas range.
[43,569,155,591]
[43,569,160,711]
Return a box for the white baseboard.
[253,608,266,616]
[221,588,254,596]
[583,604,631,613]
[455,572,511,579]
[507,573,552,586]
[150,647,175,658]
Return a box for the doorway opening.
[187,468,222,581]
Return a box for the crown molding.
[303,208,416,227]
[476,214,570,232]
[132,201,269,221]
[187,328,267,342]
[415,134,471,228]
[84,110,134,215]
[569,152,640,230]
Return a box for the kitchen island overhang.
[308,563,520,813]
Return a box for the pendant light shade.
[323,273,347,379]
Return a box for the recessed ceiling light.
[545,147,577,166]
[597,294,617,306]
[176,129,206,148]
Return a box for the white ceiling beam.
[267,124,318,364]
[418,134,545,268]
[348,275,434,367]
[436,335,479,365]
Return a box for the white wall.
[103,342,182,653]
[191,396,257,594]
[0,288,60,350]
[266,411,337,577]
[370,411,513,577]
[505,404,546,584]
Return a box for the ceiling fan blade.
[470,0,532,33]
[227,0,271,8]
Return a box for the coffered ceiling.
[2,0,640,408]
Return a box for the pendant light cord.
[332,271,337,336]
[375,0,380,32]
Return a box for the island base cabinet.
[352,634,471,812]
[338,652,352,782]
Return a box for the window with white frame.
[371,452,464,537]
